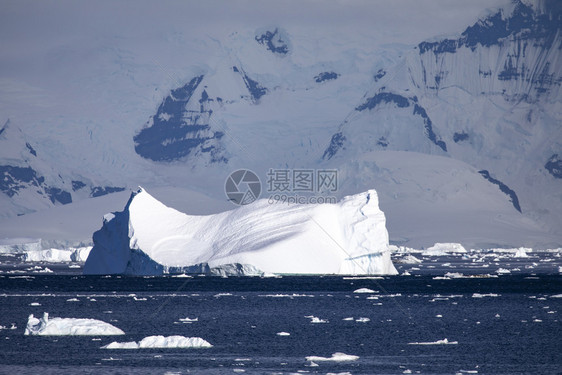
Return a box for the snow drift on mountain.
[83,187,397,275]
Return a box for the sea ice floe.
[472,293,500,298]
[102,335,212,349]
[395,255,422,264]
[276,332,290,336]
[305,315,328,324]
[213,293,234,298]
[423,243,467,255]
[305,352,359,362]
[259,293,314,298]
[408,338,458,345]
[178,317,198,323]
[353,288,376,293]
[25,312,124,336]
[433,272,465,279]
[496,268,511,274]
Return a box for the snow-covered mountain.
[0,0,560,248]
[0,120,126,217]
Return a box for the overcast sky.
[1,0,511,49]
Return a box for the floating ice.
[433,272,464,279]
[408,338,458,345]
[84,188,397,276]
[305,352,359,362]
[423,243,467,255]
[25,312,124,336]
[395,254,422,264]
[355,317,370,322]
[276,332,290,336]
[472,293,500,298]
[102,335,212,349]
[178,317,198,323]
[353,288,376,294]
[305,315,328,323]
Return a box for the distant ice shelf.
[83,187,397,276]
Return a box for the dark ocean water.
[0,266,561,375]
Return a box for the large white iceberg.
[24,312,124,336]
[84,187,397,276]
[101,335,212,349]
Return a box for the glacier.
[24,312,124,336]
[83,187,397,276]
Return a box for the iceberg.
[84,187,397,276]
[102,335,212,349]
[24,312,124,336]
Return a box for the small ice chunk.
[178,317,198,323]
[66,298,79,302]
[472,293,499,298]
[353,288,376,294]
[276,332,290,336]
[423,243,466,255]
[305,352,359,362]
[396,255,422,264]
[102,335,212,349]
[343,317,354,321]
[496,268,511,274]
[355,317,370,323]
[305,316,328,324]
[408,338,458,345]
[213,293,233,298]
[29,302,41,306]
